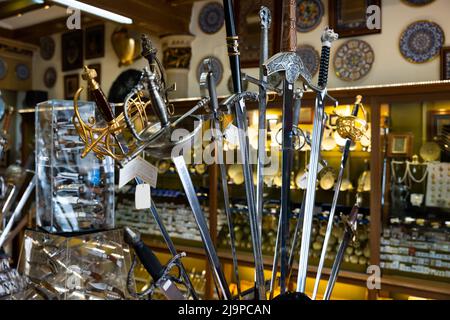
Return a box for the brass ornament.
[111,27,142,67]
[335,95,369,142]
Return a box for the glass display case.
[35,100,115,233]
[12,229,133,300]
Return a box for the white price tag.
[299,172,308,190]
[224,123,240,146]
[135,183,151,210]
[119,156,158,188]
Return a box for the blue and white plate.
[0,58,7,80]
[400,21,445,63]
[197,56,223,85]
[15,64,30,80]
[296,0,324,33]
[297,45,320,76]
[198,2,224,34]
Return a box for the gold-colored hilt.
[335,95,369,142]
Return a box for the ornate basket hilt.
[73,66,138,161]
[335,95,369,142]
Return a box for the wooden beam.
[84,0,193,35]
[12,15,102,44]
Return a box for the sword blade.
[172,155,231,300]
[212,117,242,297]
[312,138,351,299]
[296,92,326,293]
[234,99,266,300]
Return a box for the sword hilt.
[318,28,338,88]
[82,66,115,123]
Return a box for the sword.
[312,95,362,299]
[201,58,241,297]
[323,199,360,300]
[124,227,186,300]
[256,5,271,243]
[296,27,338,294]
[0,106,13,161]
[223,0,265,299]
[79,66,198,300]
[264,1,315,295]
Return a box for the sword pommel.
[259,6,272,30]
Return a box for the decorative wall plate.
[334,39,375,81]
[44,67,57,89]
[297,44,320,76]
[0,58,7,80]
[296,0,324,32]
[197,56,223,85]
[15,64,30,80]
[198,2,224,34]
[402,0,435,6]
[400,21,445,63]
[40,36,55,60]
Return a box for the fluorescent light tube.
[52,0,133,24]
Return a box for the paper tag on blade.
[135,184,151,210]
[223,123,240,146]
[119,156,158,188]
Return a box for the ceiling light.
[51,0,133,24]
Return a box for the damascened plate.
[334,39,375,81]
[419,141,441,161]
[40,36,55,60]
[402,0,435,6]
[44,67,57,88]
[400,21,444,63]
[297,44,320,76]
[296,0,324,33]
[197,56,223,85]
[15,64,30,80]
[198,2,224,34]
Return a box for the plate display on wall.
[197,56,223,85]
[402,0,435,6]
[40,36,55,60]
[334,39,375,81]
[227,76,248,93]
[296,0,324,32]
[0,58,7,80]
[15,64,30,80]
[297,44,320,76]
[44,67,57,89]
[399,21,445,64]
[198,2,224,34]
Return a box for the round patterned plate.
[44,67,57,89]
[40,36,55,60]
[296,0,324,33]
[402,0,435,6]
[0,58,7,80]
[15,64,30,80]
[334,40,375,81]
[198,2,224,34]
[297,45,320,76]
[400,21,444,63]
[197,56,223,85]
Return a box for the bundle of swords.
[69,0,369,300]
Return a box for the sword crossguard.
[263,52,312,85]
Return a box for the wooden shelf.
[144,237,450,299]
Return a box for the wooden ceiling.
[0,0,204,45]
